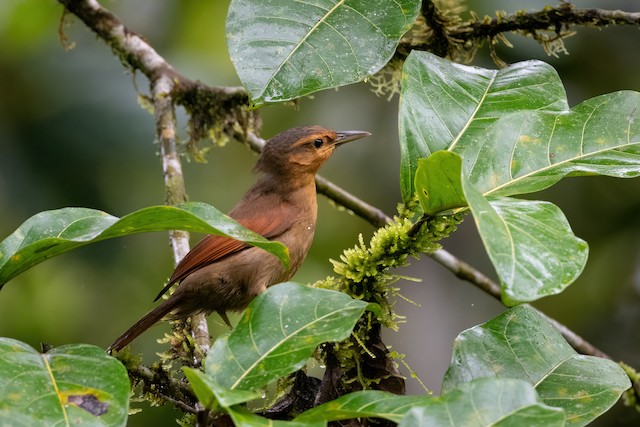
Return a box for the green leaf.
[415,151,466,215]
[398,378,565,427]
[226,0,420,106]
[443,306,631,426]
[182,368,218,410]
[0,338,129,427]
[183,368,260,410]
[205,282,369,391]
[465,92,640,198]
[228,406,326,427]
[415,150,588,303]
[399,51,640,203]
[404,52,640,303]
[0,202,288,287]
[296,382,563,426]
[462,180,588,304]
[399,51,569,203]
[295,390,429,423]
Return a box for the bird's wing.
[154,203,295,301]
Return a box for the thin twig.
[59,0,181,83]
[129,364,197,413]
[58,0,246,106]
[152,75,211,355]
[429,246,503,296]
[153,76,190,261]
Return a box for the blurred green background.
[1,1,639,425]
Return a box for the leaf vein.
[41,354,70,427]
[449,71,498,152]
[487,140,640,197]
[230,305,357,389]
[264,0,347,94]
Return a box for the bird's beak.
[334,130,371,146]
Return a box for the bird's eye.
[313,138,324,148]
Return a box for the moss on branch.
[401,2,640,65]
[313,201,463,394]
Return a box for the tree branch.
[57,0,616,363]
[59,0,212,354]
[459,4,640,40]
[402,3,640,60]
[129,364,197,413]
[153,76,190,264]
[58,0,250,140]
[153,75,211,356]
[419,0,450,58]
[59,0,182,84]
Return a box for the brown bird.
[109,126,369,352]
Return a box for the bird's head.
[256,125,370,177]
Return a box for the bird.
[109,125,370,352]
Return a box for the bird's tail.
[108,298,179,353]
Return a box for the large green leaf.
[416,150,588,303]
[406,52,640,303]
[295,390,429,423]
[0,202,288,287]
[0,338,129,427]
[463,91,640,198]
[442,306,631,426]
[462,175,588,304]
[399,378,565,427]
[399,51,569,202]
[400,51,640,203]
[226,0,420,106]
[204,282,369,391]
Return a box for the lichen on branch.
[175,82,257,162]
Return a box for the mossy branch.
[621,363,640,413]
[419,0,451,58]
[59,0,254,156]
[405,2,640,63]
[115,349,197,414]
[312,202,463,393]
[461,4,640,39]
